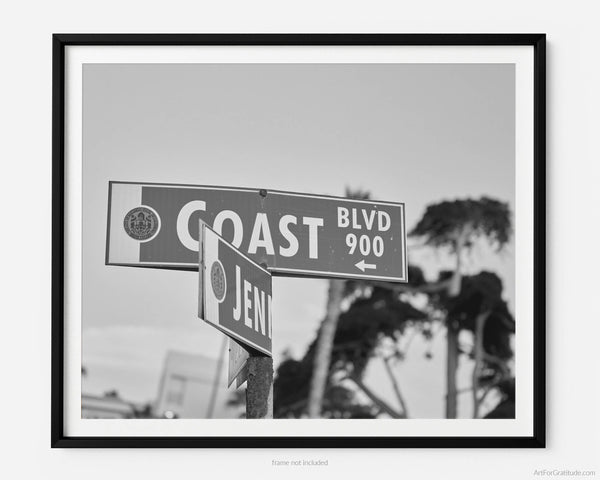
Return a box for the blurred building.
[82,392,149,419]
[153,350,242,419]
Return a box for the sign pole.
[246,353,273,419]
[199,222,274,418]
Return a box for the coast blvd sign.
[200,224,272,356]
[106,181,408,282]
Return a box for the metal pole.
[246,353,273,419]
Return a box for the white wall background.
[0,1,598,479]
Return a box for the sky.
[82,62,515,418]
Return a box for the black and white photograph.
[52,35,544,447]
[84,62,516,421]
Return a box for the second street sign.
[200,224,272,356]
[106,181,407,282]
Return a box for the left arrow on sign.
[355,259,377,272]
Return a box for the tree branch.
[370,278,452,295]
[476,374,507,409]
[482,352,511,376]
[382,357,409,418]
[344,375,404,419]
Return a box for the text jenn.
[232,265,272,338]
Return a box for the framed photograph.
[52,33,545,447]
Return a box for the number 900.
[346,233,384,257]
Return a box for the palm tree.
[307,279,345,417]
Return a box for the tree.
[430,271,515,417]
[281,195,514,420]
[276,271,428,419]
[409,197,511,418]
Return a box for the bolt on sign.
[106,181,408,282]
[199,223,272,356]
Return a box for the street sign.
[228,338,250,388]
[199,224,272,356]
[107,181,407,282]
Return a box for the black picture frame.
[52,33,546,448]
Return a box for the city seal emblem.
[210,260,227,302]
[123,206,160,241]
